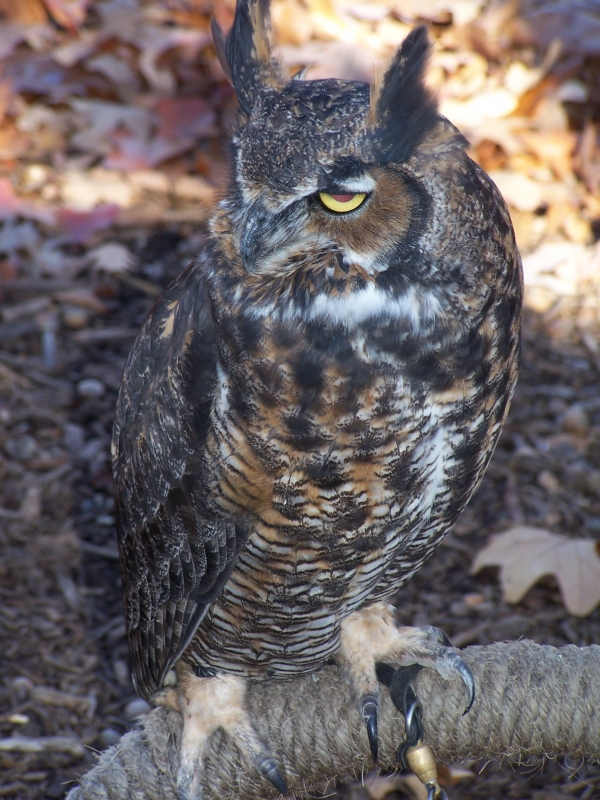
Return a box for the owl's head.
[211,0,475,314]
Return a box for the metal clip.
[405,740,448,800]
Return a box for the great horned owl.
[112,1,523,797]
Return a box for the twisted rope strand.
[67,642,600,800]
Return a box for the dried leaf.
[85,53,140,89]
[0,24,32,59]
[0,219,40,255]
[103,129,189,170]
[0,178,23,219]
[56,204,119,242]
[523,7,600,57]
[0,82,13,123]
[0,124,31,159]
[87,242,136,274]
[280,40,374,81]
[440,88,518,129]
[69,100,153,155]
[487,169,543,213]
[135,27,210,94]
[503,61,544,97]
[472,526,600,617]
[53,287,108,314]
[154,98,215,141]
[518,129,576,182]
[173,176,215,204]
[3,52,86,99]
[95,0,139,39]
[103,99,216,170]
[0,0,47,24]
[34,239,86,277]
[51,32,99,66]
[60,168,134,210]
[42,0,89,30]
[575,121,600,193]
[272,0,314,46]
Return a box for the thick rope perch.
[68,641,600,800]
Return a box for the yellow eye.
[318,192,367,213]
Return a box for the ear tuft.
[371,26,439,163]
[248,0,271,64]
[212,0,284,115]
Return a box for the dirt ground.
[1,1,600,798]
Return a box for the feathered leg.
[169,662,287,800]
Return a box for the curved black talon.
[256,755,288,795]
[377,652,475,717]
[405,700,423,741]
[447,651,475,715]
[362,698,379,763]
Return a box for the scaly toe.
[421,625,452,647]
[418,647,475,714]
[392,629,475,714]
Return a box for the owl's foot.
[338,602,474,766]
[172,662,288,800]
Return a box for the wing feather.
[112,259,244,700]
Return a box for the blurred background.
[0,0,599,798]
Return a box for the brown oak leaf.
[472,526,600,617]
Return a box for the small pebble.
[547,398,567,416]
[96,513,115,526]
[100,728,122,748]
[20,485,42,521]
[586,517,600,534]
[562,404,590,435]
[11,676,33,701]
[584,470,600,495]
[78,438,104,462]
[63,422,86,452]
[463,592,485,608]
[449,600,469,616]
[77,378,106,399]
[112,659,131,688]
[4,434,38,461]
[125,698,152,719]
[537,469,560,494]
[62,304,90,330]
